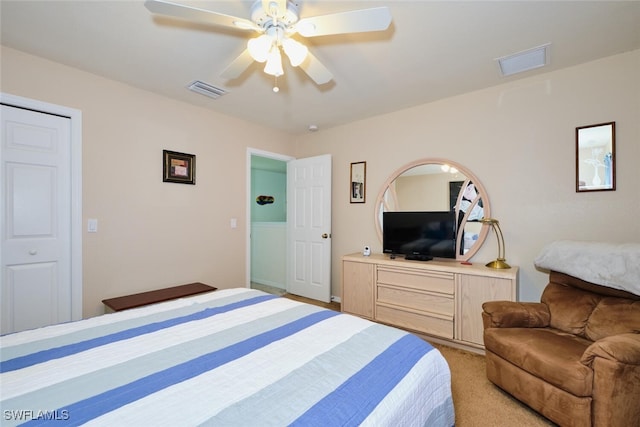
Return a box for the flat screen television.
[383,211,457,260]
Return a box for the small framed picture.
[163,150,196,185]
[576,122,615,192]
[350,161,366,203]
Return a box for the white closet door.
[1,104,72,334]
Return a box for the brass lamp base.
[486,258,511,269]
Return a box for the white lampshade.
[282,37,308,67]
[264,46,283,77]
[247,34,272,63]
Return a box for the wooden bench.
[102,282,217,312]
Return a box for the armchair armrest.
[482,301,550,329]
[581,333,640,426]
[581,333,640,367]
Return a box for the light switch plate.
[88,219,98,233]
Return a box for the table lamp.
[480,218,511,269]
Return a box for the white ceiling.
[2,1,639,135]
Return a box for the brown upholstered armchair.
[482,271,640,427]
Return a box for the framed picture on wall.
[163,150,196,184]
[576,122,615,192]
[350,161,366,203]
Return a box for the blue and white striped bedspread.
[1,288,454,426]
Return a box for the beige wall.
[2,46,638,316]
[295,50,640,302]
[1,46,296,318]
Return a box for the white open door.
[286,154,332,302]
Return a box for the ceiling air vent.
[496,43,550,77]
[187,80,228,99]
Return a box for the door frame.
[245,148,294,289]
[1,92,83,320]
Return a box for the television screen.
[383,211,457,260]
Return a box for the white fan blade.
[145,0,257,31]
[220,49,255,79]
[295,7,391,37]
[299,51,333,85]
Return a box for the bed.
[1,288,454,426]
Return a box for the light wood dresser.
[342,252,518,353]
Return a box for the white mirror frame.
[374,158,491,262]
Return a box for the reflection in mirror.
[457,181,484,255]
[576,122,615,192]
[375,159,491,262]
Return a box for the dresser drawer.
[376,304,454,339]
[377,267,454,295]
[377,284,454,316]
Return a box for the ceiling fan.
[144,0,392,86]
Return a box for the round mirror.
[375,158,490,262]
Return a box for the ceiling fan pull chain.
[269,2,278,26]
[273,75,280,93]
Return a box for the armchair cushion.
[541,282,601,337]
[481,301,549,328]
[484,327,594,396]
[585,299,640,342]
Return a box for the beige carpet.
[251,283,286,296]
[432,343,556,427]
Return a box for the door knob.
[29,249,38,255]
[322,233,330,239]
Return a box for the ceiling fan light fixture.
[282,37,308,67]
[264,46,284,76]
[248,34,272,63]
[145,0,393,87]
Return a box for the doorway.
[246,149,293,296]
[246,149,332,303]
